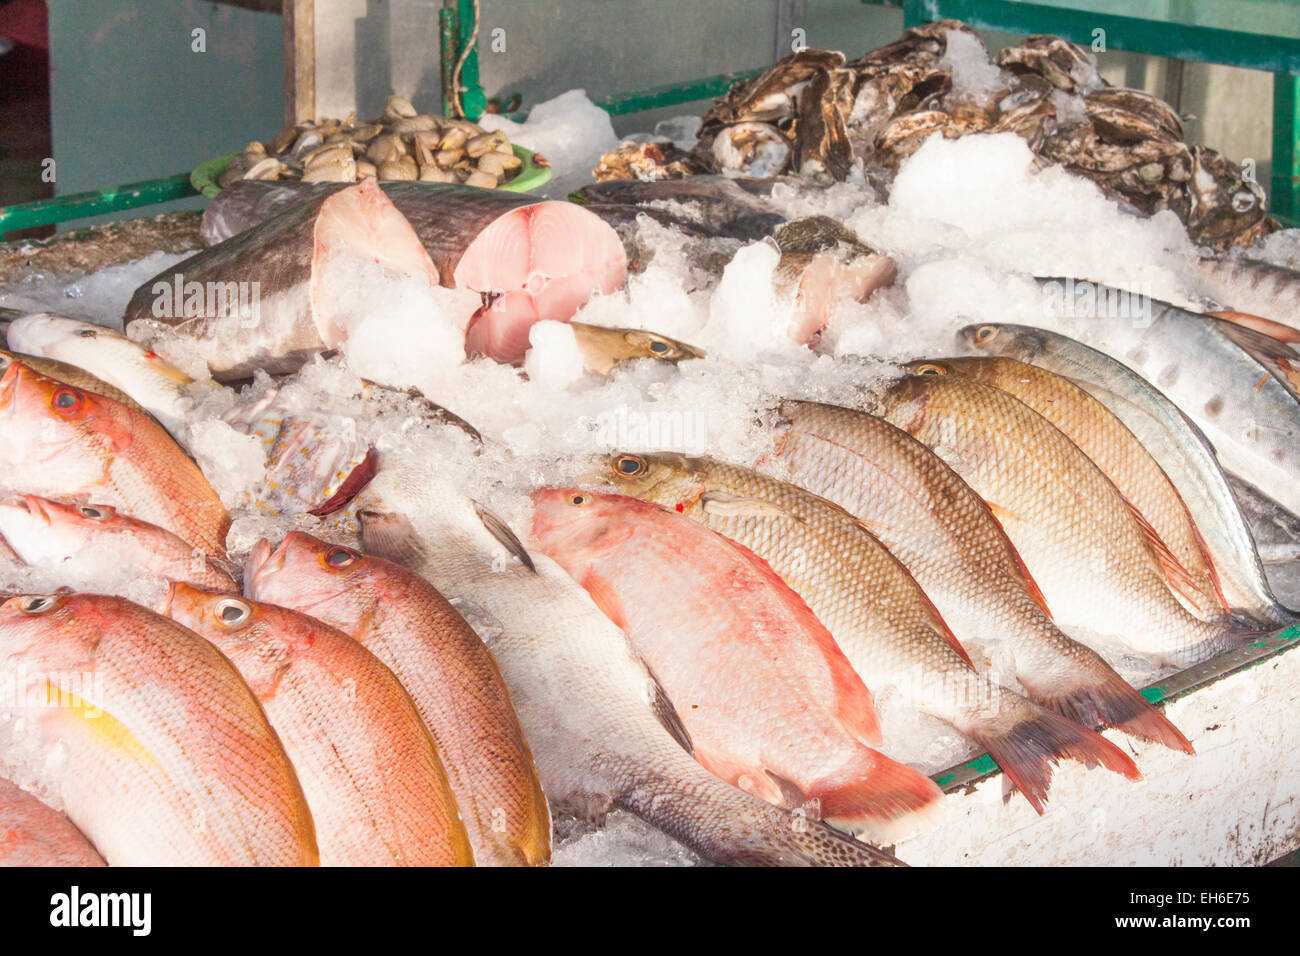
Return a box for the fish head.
[243,532,374,629]
[880,363,948,432]
[0,360,127,465]
[162,583,301,693]
[0,591,98,673]
[582,451,707,508]
[568,322,704,377]
[958,322,1041,359]
[529,487,640,566]
[0,496,113,564]
[6,313,98,356]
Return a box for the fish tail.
[963,695,1142,815]
[811,751,944,840]
[1026,662,1194,755]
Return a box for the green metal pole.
[439,6,459,118]
[456,0,487,120]
[1272,73,1299,221]
[0,173,197,239]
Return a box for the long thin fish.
[0,592,318,866]
[591,452,1141,812]
[959,322,1295,627]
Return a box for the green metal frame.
[901,0,1300,220]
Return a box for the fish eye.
[1231,191,1256,213]
[974,326,997,343]
[568,493,588,506]
[75,329,98,338]
[647,340,670,354]
[612,454,647,477]
[18,594,57,615]
[77,505,109,520]
[213,598,251,627]
[50,388,84,414]
[915,363,947,376]
[324,546,359,568]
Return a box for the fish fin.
[1186,515,1234,617]
[1210,313,1300,355]
[981,501,1055,619]
[641,663,694,757]
[699,489,803,522]
[1206,310,1300,345]
[764,770,810,811]
[964,701,1141,815]
[1022,662,1194,755]
[916,589,975,669]
[1122,498,1216,618]
[471,500,536,572]
[810,751,943,839]
[308,446,380,517]
[582,569,628,631]
[357,510,425,569]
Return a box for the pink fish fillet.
[530,488,942,836]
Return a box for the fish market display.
[958,323,1295,627]
[219,95,525,189]
[244,533,551,867]
[0,777,105,867]
[531,487,943,836]
[591,452,1142,811]
[163,584,474,866]
[2,15,1298,868]
[0,593,317,866]
[0,358,229,558]
[876,371,1255,667]
[353,489,899,866]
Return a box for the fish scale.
[878,374,1249,669]
[767,399,1192,752]
[593,452,1143,813]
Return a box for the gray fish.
[958,322,1295,627]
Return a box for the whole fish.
[0,776,105,866]
[353,468,901,865]
[959,322,1295,627]
[767,399,1193,750]
[163,583,474,866]
[1034,278,1300,519]
[0,592,317,865]
[6,313,195,435]
[531,487,943,837]
[189,179,628,366]
[124,179,442,380]
[0,495,237,592]
[877,371,1255,667]
[0,359,229,558]
[921,356,1223,621]
[591,452,1141,812]
[245,533,551,867]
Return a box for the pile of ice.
[478,90,620,199]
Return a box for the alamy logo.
[151,274,260,326]
[49,886,151,936]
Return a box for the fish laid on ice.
[0,776,105,866]
[353,470,900,865]
[0,359,229,558]
[1192,253,1300,335]
[245,533,551,867]
[531,488,943,837]
[1034,279,1300,520]
[959,323,1295,627]
[571,175,791,241]
[124,178,442,380]
[767,399,1193,750]
[923,357,1224,621]
[593,453,1142,812]
[163,584,474,866]
[877,371,1257,668]
[0,592,318,865]
[189,179,628,366]
[5,314,195,436]
[568,321,705,377]
[0,495,237,592]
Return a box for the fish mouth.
[243,537,283,596]
[0,358,21,413]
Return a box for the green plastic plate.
[191,144,549,199]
